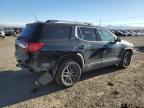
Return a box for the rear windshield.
[40,25,71,40]
[20,23,43,42]
[20,24,71,41]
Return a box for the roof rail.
[46,20,93,26]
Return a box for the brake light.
[28,42,45,52]
[22,39,45,52]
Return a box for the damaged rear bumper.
[16,61,54,86]
[16,60,54,73]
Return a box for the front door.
[98,28,121,66]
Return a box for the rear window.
[20,23,43,42]
[20,26,35,38]
[40,25,71,40]
[20,24,71,41]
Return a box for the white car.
[137,32,144,36]
[0,28,5,38]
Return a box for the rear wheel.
[55,60,81,87]
[118,51,132,68]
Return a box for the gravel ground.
[0,36,144,108]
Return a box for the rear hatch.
[15,23,44,62]
[15,23,71,62]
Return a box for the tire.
[118,51,132,69]
[55,59,81,87]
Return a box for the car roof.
[28,20,99,28]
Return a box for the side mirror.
[112,37,121,44]
[116,36,121,42]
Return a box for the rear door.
[76,27,105,71]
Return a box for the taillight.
[24,41,45,52]
[29,42,45,52]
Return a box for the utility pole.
[100,19,102,26]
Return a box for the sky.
[0,0,144,27]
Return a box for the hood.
[121,40,134,47]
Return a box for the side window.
[41,25,71,40]
[98,29,115,41]
[77,27,98,41]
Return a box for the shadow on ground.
[0,66,119,107]
[135,46,144,53]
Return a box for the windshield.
[20,23,43,42]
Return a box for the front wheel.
[118,51,132,68]
[55,60,81,87]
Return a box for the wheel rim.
[123,52,131,67]
[61,64,81,86]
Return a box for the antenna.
[33,14,38,22]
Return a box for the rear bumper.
[16,60,54,73]
[15,43,58,73]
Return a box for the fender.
[51,52,85,77]
[120,47,133,59]
[76,53,85,67]
[124,47,133,54]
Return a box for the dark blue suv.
[15,20,133,87]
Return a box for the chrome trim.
[74,26,117,43]
[87,57,119,65]
[75,26,100,42]
[16,40,25,48]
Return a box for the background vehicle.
[112,30,127,36]
[4,28,15,36]
[15,20,133,87]
[0,28,5,38]
[129,31,137,36]
[121,30,133,36]
[136,32,144,36]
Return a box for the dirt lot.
[0,36,144,108]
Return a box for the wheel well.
[59,54,84,68]
[51,54,84,77]
[125,49,133,55]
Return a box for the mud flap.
[32,71,54,92]
[37,72,53,86]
